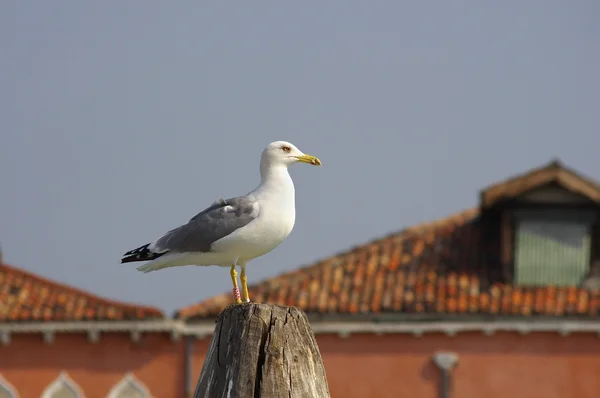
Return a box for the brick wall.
[0,332,185,398]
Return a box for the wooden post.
[193,303,331,398]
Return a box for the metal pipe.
[433,352,459,398]
[439,369,450,398]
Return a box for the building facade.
[0,262,185,398]
[2,160,600,398]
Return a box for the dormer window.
[513,209,595,286]
[480,160,600,288]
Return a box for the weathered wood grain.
[193,303,331,398]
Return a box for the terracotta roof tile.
[176,208,600,321]
[0,263,163,322]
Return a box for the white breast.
[210,203,295,263]
[210,165,297,263]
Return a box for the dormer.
[479,160,600,288]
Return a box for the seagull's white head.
[261,141,322,168]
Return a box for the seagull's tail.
[122,244,206,273]
[120,243,167,264]
[134,252,196,273]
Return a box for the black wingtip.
[120,243,167,264]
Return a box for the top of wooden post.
[193,303,331,398]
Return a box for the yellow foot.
[230,264,243,304]
[241,266,251,303]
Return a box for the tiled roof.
[176,208,600,321]
[0,263,164,322]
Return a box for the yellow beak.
[295,154,322,166]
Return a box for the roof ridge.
[557,163,600,191]
[400,207,479,235]
[0,262,163,315]
[481,160,600,208]
[289,206,480,274]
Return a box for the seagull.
[121,141,321,304]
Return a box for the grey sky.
[1,1,599,314]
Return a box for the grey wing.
[150,196,260,253]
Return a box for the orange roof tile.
[175,208,600,321]
[0,263,163,322]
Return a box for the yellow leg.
[230,265,242,304]
[241,265,250,303]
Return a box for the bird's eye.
[282,146,291,153]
